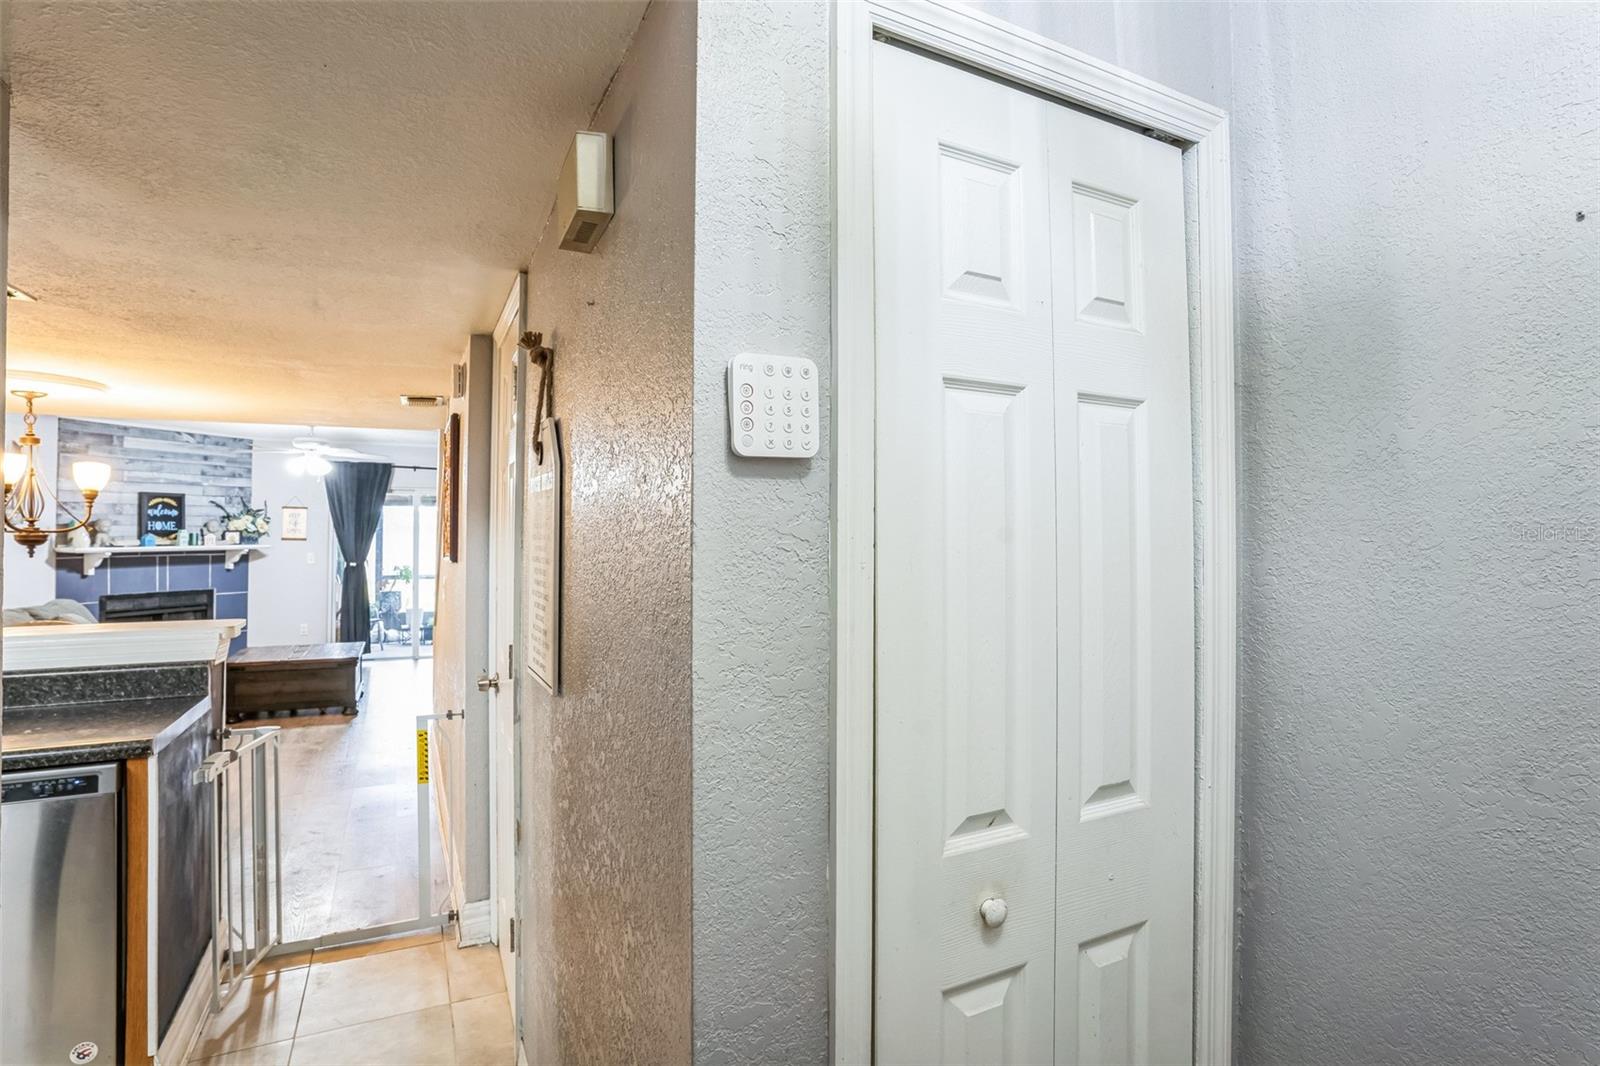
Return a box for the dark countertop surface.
[1,694,211,772]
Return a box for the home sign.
[138,492,186,544]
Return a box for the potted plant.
[379,565,413,593]
[212,499,272,544]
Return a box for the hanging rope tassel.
[519,331,556,463]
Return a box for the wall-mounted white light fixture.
[557,131,614,253]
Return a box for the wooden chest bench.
[225,642,366,721]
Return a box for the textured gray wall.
[976,0,1232,106]
[691,4,834,1062]
[1231,4,1600,1063]
[516,2,696,1062]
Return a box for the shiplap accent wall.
[55,418,253,539]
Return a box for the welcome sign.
[138,492,185,543]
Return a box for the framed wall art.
[280,504,309,541]
[439,412,460,562]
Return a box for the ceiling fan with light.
[258,431,388,477]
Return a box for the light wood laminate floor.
[191,930,514,1065]
[270,659,449,942]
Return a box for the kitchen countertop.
[1,694,212,771]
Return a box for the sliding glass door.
[365,491,438,660]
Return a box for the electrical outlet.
[306,551,316,564]
[298,623,309,636]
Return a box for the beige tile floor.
[191,930,514,1066]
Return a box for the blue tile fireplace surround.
[56,553,249,654]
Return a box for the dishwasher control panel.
[2,774,104,803]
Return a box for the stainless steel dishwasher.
[1,763,121,1066]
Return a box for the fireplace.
[98,589,216,623]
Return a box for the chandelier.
[3,390,113,556]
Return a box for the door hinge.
[514,818,522,847]
[509,917,516,954]
[507,643,514,677]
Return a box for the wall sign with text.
[138,492,186,543]
[523,418,562,694]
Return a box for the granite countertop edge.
[4,741,160,772]
[1,695,212,773]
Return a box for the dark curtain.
[325,461,394,649]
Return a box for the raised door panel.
[1075,397,1153,822]
[942,967,1029,1063]
[941,147,1024,308]
[941,379,1035,854]
[1075,925,1148,1066]
[1073,187,1142,331]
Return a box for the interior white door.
[873,42,1195,1065]
[488,276,526,1006]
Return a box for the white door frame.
[830,3,1238,1063]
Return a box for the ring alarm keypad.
[728,354,819,458]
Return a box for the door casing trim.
[829,3,1238,1062]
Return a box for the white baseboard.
[456,898,494,946]
[160,944,214,1066]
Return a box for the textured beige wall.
[517,2,695,1062]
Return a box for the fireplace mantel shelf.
[52,542,271,577]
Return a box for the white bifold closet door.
[873,41,1196,1066]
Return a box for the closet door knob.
[979,897,1008,929]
